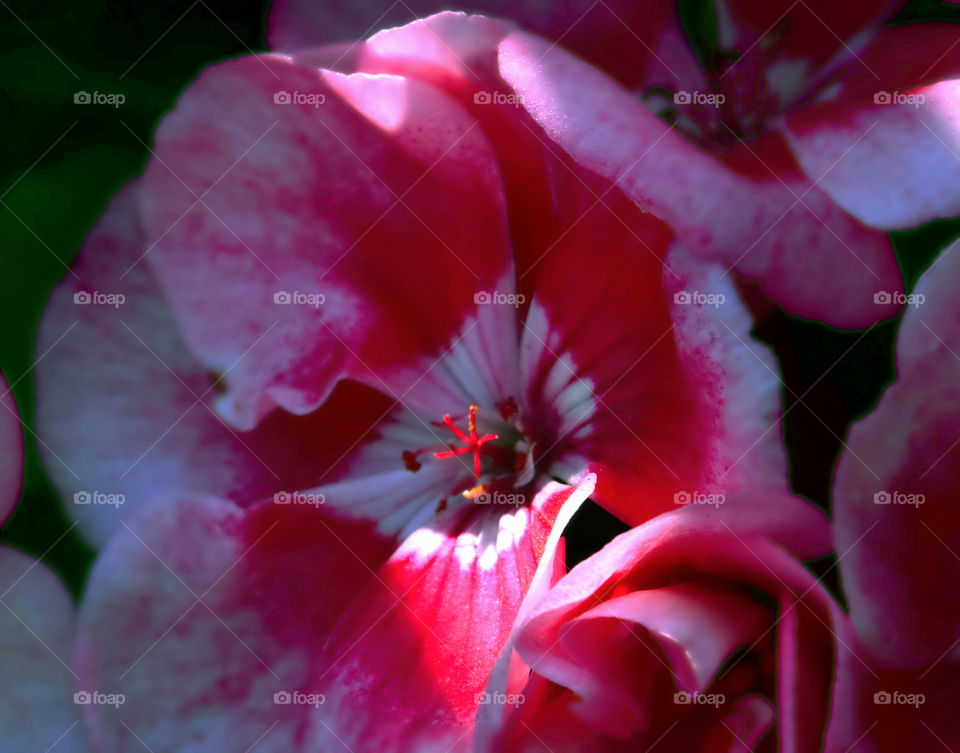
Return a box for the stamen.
[461,484,486,500]
[432,405,499,481]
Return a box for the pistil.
[432,405,500,481]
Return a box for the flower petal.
[0,373,22,526]
[0,546,90,753]
[521,227,826,554]
[498,29,903,328]
[826,617,960,753]
[73,493,395,753]
[139,53,513,430]
[74,478,594,753]
[269,2,703,92]
[524,584,768,737]
[482,509,839,751]
[316,476,595,752]
[714,0,900,94]
[825,22,960,101]
[834,239,960,666]
[35,183,396,547]
[784,79,960,229]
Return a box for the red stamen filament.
[432,405,499,480]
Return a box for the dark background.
[0,0,958,597]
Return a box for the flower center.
[402,401,536,499]
[432,405,500,481]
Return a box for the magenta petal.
[722,695,776,753]
[0,546,90,753]
[826,617,960,753]
[715,0,901,81]
[35,183,396,547]
[0,372,23,527]
[830,23,960,100]
[498,30,903,328]
[523,584,768,738]
[834,240,960,666]
[73,480,595,753]
[777,591,836,753]
[73,493,395,753]
[784,80,960,229]
[665,246,831,558]
[316,477,595,752]
[269,2,703,93]
[494,510,839,750]
[474,476,592,750]
[139,53,512,430]
[267,2,518,52]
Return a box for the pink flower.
[0,375,90,753]
[0,371,23,526]
[826,620,960,753]
[271,0,960,327]
[826,238,960,750]
[34,13,808,753]
[476,506,838,752]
